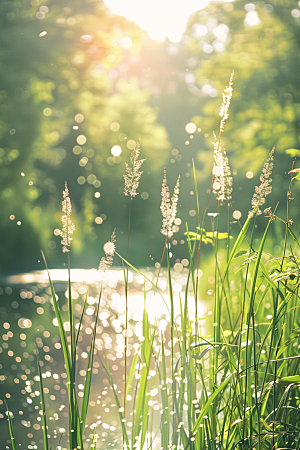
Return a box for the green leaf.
[288,167,300,180]
[191,345,214,360]
[285,149,300,157]
[279,375,300,383]
[234,249,249,258]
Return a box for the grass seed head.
[99,229,116,277]
[220,70,234,133]
[250,146,275,216]
[124,139,146,198]
[160,168,180,238]
[212,135,233,203]
[59,182,75,253]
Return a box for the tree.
[0,0,170,273]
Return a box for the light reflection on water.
[1,268,206,449]
[7,268,206,323]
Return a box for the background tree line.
[0,0,299,274]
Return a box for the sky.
[103,0,211,42]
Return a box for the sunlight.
[103,0,210,42]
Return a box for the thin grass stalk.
[154,235,168,293]
[270,179,294,447]
[166,240,176,444]
[224,201,233,333]
[157,335,169,449]
[192,159,200,347]
[241,215,258,443]
[185,224,197,298]
[214,203,221,345]
[36,350,49,450]
[124,197,132,423]
[245,217,273,448]
[68,252,75,372]
[67,251,80,450]
[132,307,154,449]
[194,169,215,327]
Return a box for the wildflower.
[212,135,233,203]
[99,229,116,278]
[160,168,180,238]
[250,147,275,216]
[59,182,75,253]
[220,71,234,133]
[124,139,146,197]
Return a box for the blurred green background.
[0,0,299,275]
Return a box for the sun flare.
[103,0,210,42]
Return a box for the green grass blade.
[192,158,200,226]
[224,214,252,279]
[154,336,169,450]
[91,426,98,449]
[75,288,89,349]
[80,290,102,430]
[41,251,79,450]
[132,318,155,447]
[102,358,130,449]
[192,374,233,434]
[4,401,17,450]
[126,352,139,399]
[41,251,72,383]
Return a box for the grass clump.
[4,74,300,450]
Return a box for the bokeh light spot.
[141,192,149,200]
[233,210,242,220]
[76,135,87,145]
[87,174,97,184]
[185,122,197,134]
[111,145,122,157]
[75,113,84,123]
[18,318,32,329]
[126,140,136,150]
[120,37,132,49]
[110,122,120,131]
[73,146,82,155]
[43,108,52,116]
[77,176,86,185]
